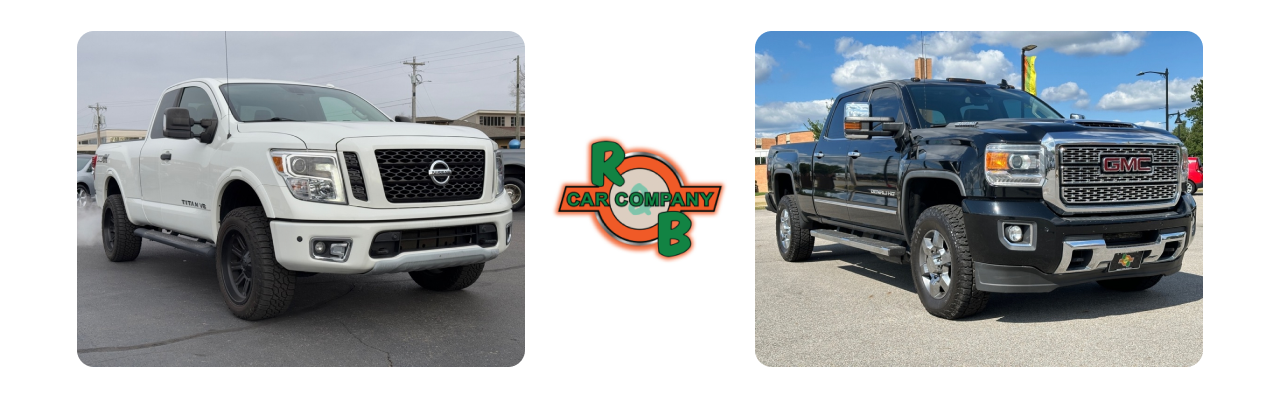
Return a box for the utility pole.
[513,55,522,143]
[403,56,426,122]
[88,103,107,149]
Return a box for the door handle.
[160,152,172,161]
[815,152,824,159]
[849,151,861,159]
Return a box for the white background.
[2,1,1266,396]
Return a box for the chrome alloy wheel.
[919,230,952,299]
[78,186,92,209]
[505,183,523,206]
[778,208,792,250]
[1184,181,1195,195]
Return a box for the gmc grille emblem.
[1101,156,1152,173]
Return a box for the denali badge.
[428,160,452,185]
[1101,156,1152,173]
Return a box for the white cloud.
[832,36,1016,89]
[755,99,833,134]
[1135,120,1164,128]
[1074,98,1090,109]
[977,31,1147,56]
[796,40,810,50]
[755,53,778,83]
[1096,77,1200,111]
[914,31,978,57]
[1039,82,1089,103]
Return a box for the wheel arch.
[900,171,966,239]
[215,168,275,228]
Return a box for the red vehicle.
[1183,157,1202,195]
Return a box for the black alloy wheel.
[220,231,254,304]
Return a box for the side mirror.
[1069,113,1086,120]
[163,108,194,139]
[394,115,413,123]
[844,116,896,137]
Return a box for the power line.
[299,36,521,81]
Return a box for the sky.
[755,31,1202,137]
[77,31,525,134]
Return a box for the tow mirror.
[1070,113,1086,120]
[843,101,895,137]
[163,108,194,139]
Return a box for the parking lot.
[756,196,1203,367]
[77,210,524,367]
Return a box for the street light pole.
[1020,45,1037,92]
[1138,68,1170,131]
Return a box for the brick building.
[754,131,813,192]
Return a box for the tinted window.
[826,91,867,138]
[221,83,389,122]
[907,85,1062,126]
[149,89,182,139]
[77,156,91,171]
[179,87,217,136]
[869,87,902,131]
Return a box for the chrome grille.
[374,149,486,203]
[1057,145,1180,206]
[1061,184,1179,204]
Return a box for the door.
[810,91,867,222]
[159,84,221,238]
[846,86,906,231]
[137,88,182,225]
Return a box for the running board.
[810,229,906,257]
[134,228,216,258]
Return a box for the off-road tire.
[504,176,525,211]
[409,263,485,291]
[215,206,296,320]
[1097,275,1163,292]
[776,195,815,262]
[909,204,989,319]
[102,194,142,262]
[1183,181,1198,195]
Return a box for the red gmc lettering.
[1101,156,1152,172]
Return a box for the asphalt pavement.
[756,196,1203,367]
[77,209,524,367]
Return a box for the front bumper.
[962,194,1196,293]
[269,210,512,274]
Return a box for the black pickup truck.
[766,78,1197,319]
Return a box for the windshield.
[77,156,91,171]
[220,83,391,123]
[908,85,1062,126]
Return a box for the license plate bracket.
[1108,251,1145,272]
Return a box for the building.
[754,131,814,192]
[77,129,146,154]
[416,109,526,148]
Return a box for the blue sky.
[755,31,1202,137]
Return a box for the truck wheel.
[776,195,814,262]
[909,204,989,319]
[1183,181,1198,195]
[215,206,296,320]
[409,263,485,291]
[504,177,525,211]
[1097,275,1162,291]
[101,194,142,262]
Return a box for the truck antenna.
[224,31,232,139]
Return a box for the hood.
[235,121,491,150]
[914,118,1179,145]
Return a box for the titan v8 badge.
[558,141,721,257]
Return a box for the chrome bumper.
[1054,230,1188,274]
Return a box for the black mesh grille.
[375,149,486,203]
[343,152,368,201]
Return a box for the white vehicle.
[94,79,513,320]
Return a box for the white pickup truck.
[94,78,513,320]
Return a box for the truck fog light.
[329,242,348,257]
[1005,225,1024,243]
[314,241,327,254]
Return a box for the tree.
[804,99,834,140]
[1180,79,1204,158]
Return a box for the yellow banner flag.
[1024,56,1037,95]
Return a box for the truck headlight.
[985,143,1045,187]
[270,150,347,204]
[493,150,505,199]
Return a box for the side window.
[178,86,217,136]
[869,87,903,131]
[825,91,867,139]
[149,89,182,139]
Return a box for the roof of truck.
[168,78,340,90]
